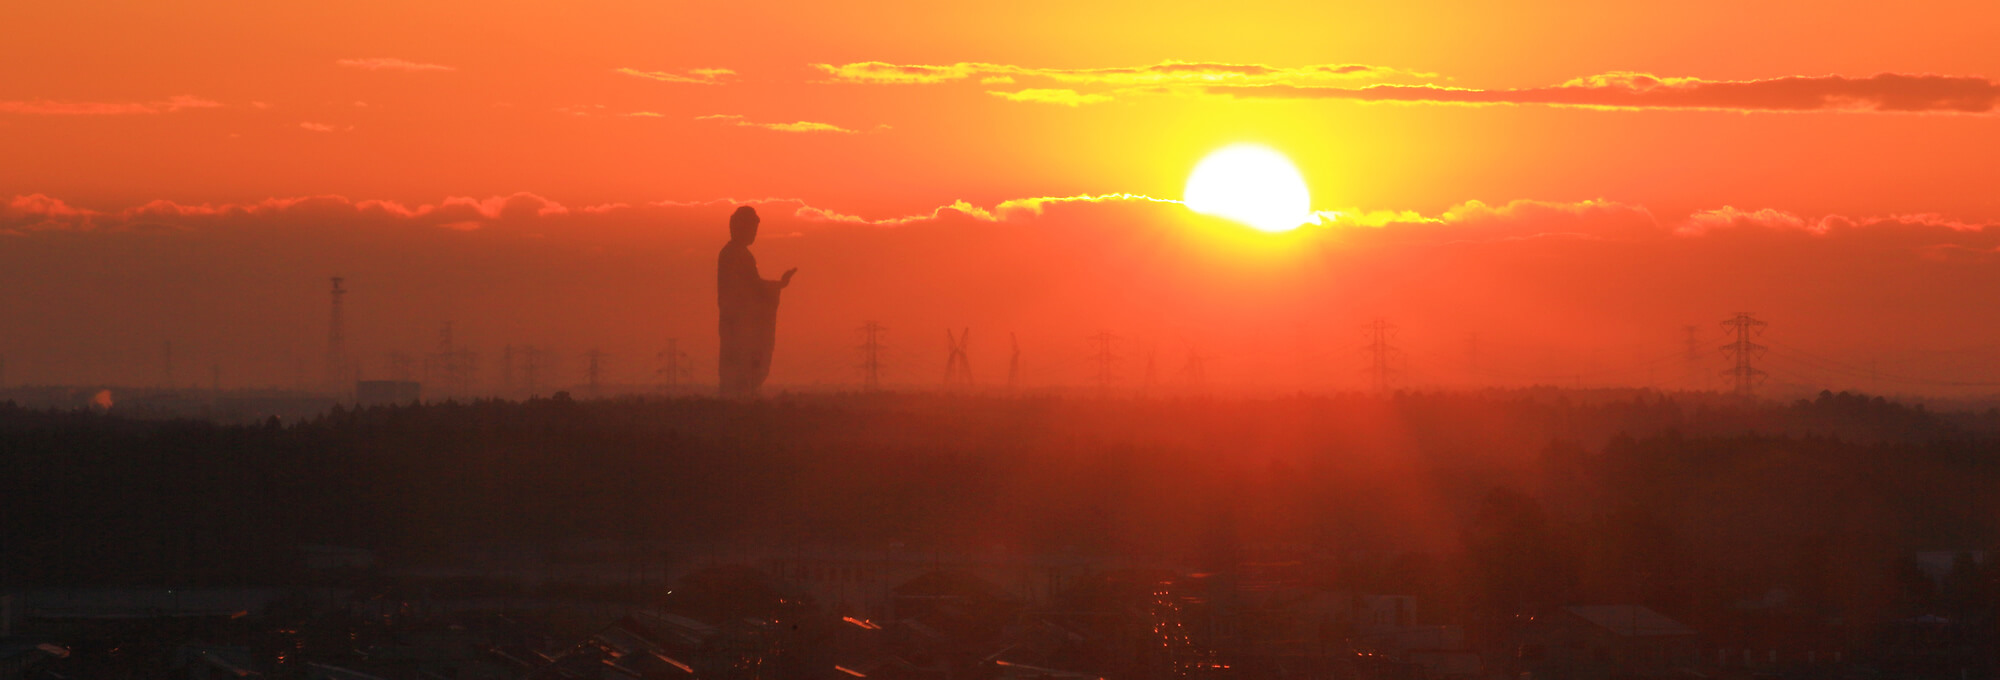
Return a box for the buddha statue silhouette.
[716,206,795,397]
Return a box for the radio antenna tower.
[1363,318,1400,393]
[859,322,885,391]
[944,328,973,388]
[1720,313,1767,398]
[325,277,349,390]
[1087,331,1120,394]
[658,339,692,392]
[1007,333,1021,391]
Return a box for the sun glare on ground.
[1183,144,1312,233]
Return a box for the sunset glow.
[2,0,1999,392]
[3,4,1998,677]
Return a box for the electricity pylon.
[1177,347,1213,394]
[1465,333,1480,388]
[425,322,477,398]
[1088,331,1120,394]
[859,322,885,391]
[1007,333,1021,391]
[1363,318,1400,393]
[523,345,543,396]
[1140,339,1158,395]
[1720,313,1767,398]
[501,344,515,394]
[1684,325,1702,390]
[658,338,692,392]
[944,328,973,388]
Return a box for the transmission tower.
[1007,333,1021,391]
[1177,347,1212,394]
[425,322,477,398]
[1140,339,1159,394]
[943,328,973,388]
[500,345,516,394]
[385,352,416,381]
[1465,333,1480,387]
[325,276,348,390]
[523,344,542,396]
[859,322,885,391]
[658,338,693,391]
[1719,312,1767,398]
[1087,331,1120,394]
[585,349,607,397]
[1684,325,1702,390]
[1363,318,1400,393]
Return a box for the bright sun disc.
[1183,144,1312,233]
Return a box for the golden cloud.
[613,67,736,85]
[336,57,454,72]
[814,60,1430,87]
[695,114,859,134]
[0,95,221,115]
[985,88,1113,106]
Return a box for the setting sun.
[1183,144,1313,233]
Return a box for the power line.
[1764,338,2000,387]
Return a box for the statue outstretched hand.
[781,268,798,287]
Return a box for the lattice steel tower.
[1720,313,1767,398]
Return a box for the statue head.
[729,205,760,244]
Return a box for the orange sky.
[5,0,2000,395]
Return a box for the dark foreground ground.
[0,390,1994,679]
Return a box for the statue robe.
[718,241,782,396]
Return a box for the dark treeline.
[1,390,1995,631]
